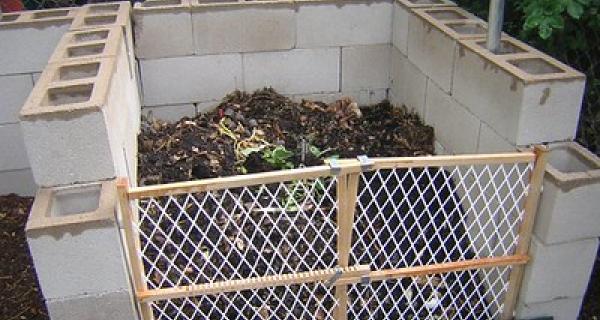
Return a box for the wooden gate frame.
[116,146,548,320]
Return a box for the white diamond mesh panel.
[350,163,533,270]
[348,266,513,320]
[135,177,339,289]
[150,282,338,320]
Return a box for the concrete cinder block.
[425,81,480,154]
[533,142,600,244]
[477,121,516,153]
[26,180,131,299]
[0,168,36,196]
[392,0,456,55]
[520,236,598,304]
[192,0,295,55]
[517,297,584,320]
[390,46,427,117]
[141,54,243,105]
[0,123,29,171]
[70,2,137,92]
[408,7,487,93]
[134,0,194,59]
[0,9,76,75]
[454,37,586,145]
[244,48,339,95]
[0,74,34,124]
[143,103,196,122]
[342,89,388,106]
[342,44,391,92]
[46,289,138,320]
[20,57,133,186]
[296,0,392,48]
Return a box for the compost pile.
[138,88,434,185]
[0,194,48,320]
[137,89,498,319]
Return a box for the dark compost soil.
[0,194,48,320]
[138,88,434,185]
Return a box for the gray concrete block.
[134,0,194,59]
[192,1,295,55]
[0,123,30,171]
[534,142,600,244]
[21,56,135,186]
[47,290,138,320]
[453,38,586,145]
[341,89,388,106]
[0,74,34,124]
[243,48,339,95]
[26,180,132,299]
[143,103,196,122]
[425,81,480,154]
[408,7,486,93]
[392,2,409,55]
[0,168,36,196]
[296,0,392,48]
[477,121,516,153]
[341,44,391,92]
[140,54,243,105]
[520,236,598,304]
[390,46,427,118]
[0,10,75,75]
[517,297,584,320]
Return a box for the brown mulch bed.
[138,88,434,185]
[580,245,600,320]
[0,194,48,320]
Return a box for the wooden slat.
[127,165,361,199]
[334,173,360,320]
[116,178,155,320]
[137,265,371,303]
[336,255,529,285]
[501,146,549,320]
[370,151,535,170]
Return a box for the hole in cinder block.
[548,146,599,173]
[1,14,20,22]
[475,39,526,55]
[57,63,100,81]
[73,30,109,43]
[50,184,101,217]
[32,9,69,19]
[409,0,444,4]
[143,0,181,7]
[45,84,94,106]
[67,43,105,58]
[446,22,487,35]
[508,58,564,75]
[428,10,468,20]
[84,15,117,26]
[89,3,120,13]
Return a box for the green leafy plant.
[520,0,589,39]
[262,146,295,170]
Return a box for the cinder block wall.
[0,8,79,195]
[134,0,394,120]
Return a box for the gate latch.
[357,155,374,171]
[325,268,343,287]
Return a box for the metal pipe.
[486,0,506,53]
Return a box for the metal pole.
[486,0,505,53]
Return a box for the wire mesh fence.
[119,151,543,320]
[135,177,339,289]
